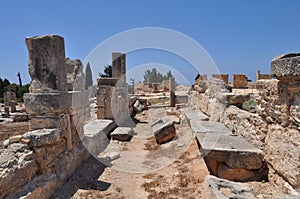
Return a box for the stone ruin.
[3,91,17,115]
[191,53,300,195]
[0,35,95,198]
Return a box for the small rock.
[9,135,22,143]
[2,139,9,148]
[107,152,120,161]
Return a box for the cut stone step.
[110,127,134,141]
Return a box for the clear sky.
[0,0,300,84]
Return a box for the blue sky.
[0,0,300,84]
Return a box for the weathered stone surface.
[223,105,268,149]
[23,128,62,147]
[217,162,255,181]
[265,124,300,189]
[271,53,300,83]
[232,74,248,88]
[24,92,71,115]
[111,127,134,141]
[169,77,176,107]
[151,117,176,144]
[0,144,38,198]
[184,109,209,133]
[222,93,250,106]
[203,175,256,199]
[133,100,144,113]
[8,135,22,143]
[65,58,85,91]
[198,132,263,170]
[12,112,29,122]
[25,34,67,93]
[112,52,126,83]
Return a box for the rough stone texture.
[271,53,300,83]
[112,52,126,83]
[110,127,134,141]
[203,175,256,199]
[25,34,67,93]
[256,79,300,127]
[23,129,62,147]
[223,105,268,149]
[151,117,176,144]
[222,93,250,106]
[264,124,300,189]
[0,144,38,198]
[232,74,248,88]
[257,70,271,80]
[65,58,85,91]
[212,74,229,84]
[169,77,176,107]
[198,133,263,170]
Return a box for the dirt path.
[51,107,209,199]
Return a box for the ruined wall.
[212,74,229,84]
[256,70,271,80]
[232,74,247,88]
[192,54,300,195]
[0,35,92,198]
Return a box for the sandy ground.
[51,107,210,199]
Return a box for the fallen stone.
[2,139,9,148]
[133,100,144,113]
[110,127,134,141]
[203,175,256,199]
[106,152,120,161]
[151,117,176,144]
[9,135,22,143]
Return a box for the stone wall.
[232,74,247,88]
[192,53,300,195]
[96,53,131,126]
[256,70,271,80]
[212,74,229,84]
[0,35,94,198]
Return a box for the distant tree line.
[0,78,29,103]
[143,68,173,84]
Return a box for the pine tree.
[85,62,93,90]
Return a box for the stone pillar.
[212,74,229,84]
[10,100,16,113]
[112,52,126,83]
[169,77,176,107]
[4,104,9,116]
[24,34,69,130]
[25,34,67,93]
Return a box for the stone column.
[10,100,16,113]
[169,77,176,107]
[25,34,67,93]
[24,34,69,130]
[112,52,126,83]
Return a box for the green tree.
[99,64,112,78]
[143,68,172,84]
[85,62,93,89]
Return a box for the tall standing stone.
[112,52,126,83]
[25,35,67,93]
[169,77,176,107]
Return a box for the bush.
[242,100,257,112]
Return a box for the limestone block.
[271,53,300,83]
[24,92,71,115]
[25,34,67,92]
[203,175,256,199]
[23,128,64,147]
[217,162,255,181]
[264,124,300,189]
[111,127,134,141]
[151,117,176,144]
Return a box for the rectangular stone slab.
[196,132,263,170]
[183,109,209,133]
[110,127,134,141]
